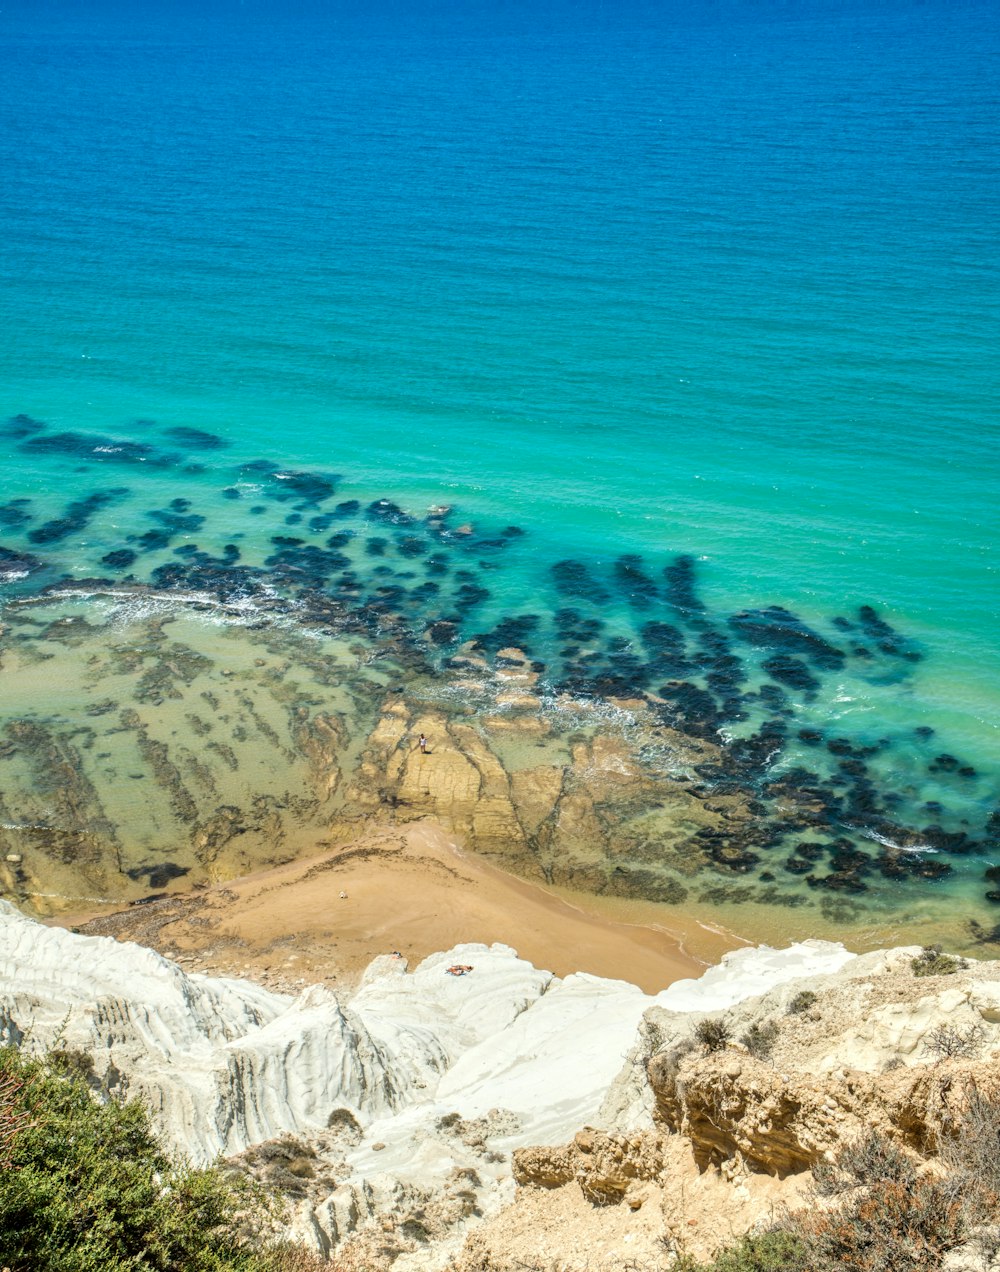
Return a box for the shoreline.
[3,578,997,962]
[51,818,727,995]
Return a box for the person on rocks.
[416,733,428,754]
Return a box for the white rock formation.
[0,899,888,1265]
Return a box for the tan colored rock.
[483,710,550,733]
[452,1130,808,1272]
[513,1129,664,1204]
[491,691,542,710]
[509,766,564,838]
[494,648,528,664]
[651,1048,867,1174]
[649,1043,1000,1176]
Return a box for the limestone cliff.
[466,948,1000,1271]
[4,902,1000,1269]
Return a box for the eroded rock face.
[644,957,1000,1176]
[456,950,1000,1271]
[513,1128,664,1205]
[341,693,735,900]
[652,1049,841,1173]
[0,901,556,1164]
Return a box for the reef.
[0,412,996,925]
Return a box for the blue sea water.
[1,0,998,924]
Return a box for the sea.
[0,0,997,949]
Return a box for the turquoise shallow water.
[1,1,998,924]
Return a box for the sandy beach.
[54,819,731,994]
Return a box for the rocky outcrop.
[513,1128,664,1205]
[650,1049,1000,1175]
[459,948,1000,1271]
[638,949,1000,1178]
[341,686,741,899]
[0,605,741,919]
[0,903,860,1266]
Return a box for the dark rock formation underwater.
[1,413,998,941]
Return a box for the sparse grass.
[694,1017,732,1053]
[740,1020,779,1061]
[939,1084,1000,1223]
[812,1131,915,1197]
[285,1156,316,1179]
[643,1015,671,1056]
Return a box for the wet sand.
[55,819,722,994]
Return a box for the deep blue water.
[1,0,998,921]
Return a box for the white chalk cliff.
[0,899,857,1260]
[9,899,998,1268]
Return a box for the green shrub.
[694,1017,732,1053]
[911,945,965,978]
[812,1131,915,1197]
[786,990,817,1015]
[707,1231,810,1271]
[0,1047,324,1272]
[675,1230,810,1271]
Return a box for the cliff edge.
[3,902,999,1269]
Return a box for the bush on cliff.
[0,1047,324,1272]
[686,1119,1000,1272]
[693,1017,732,1053]
[911,945,965,978]
[675,1230,810,1271]
[797,1172,967,1271]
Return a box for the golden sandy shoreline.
[52,819,739,995]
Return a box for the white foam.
[864,828,939,854]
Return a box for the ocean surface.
[0,0,998,943]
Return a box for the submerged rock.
[0,498,33,529]
[164,425,228,450]
[28,488,129,545]
[0,545,45,579]
[551,559,610,604]
[663,553,705,616]
[730,605,844,670]
[22,431,164,466]
[614,553,658,609]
